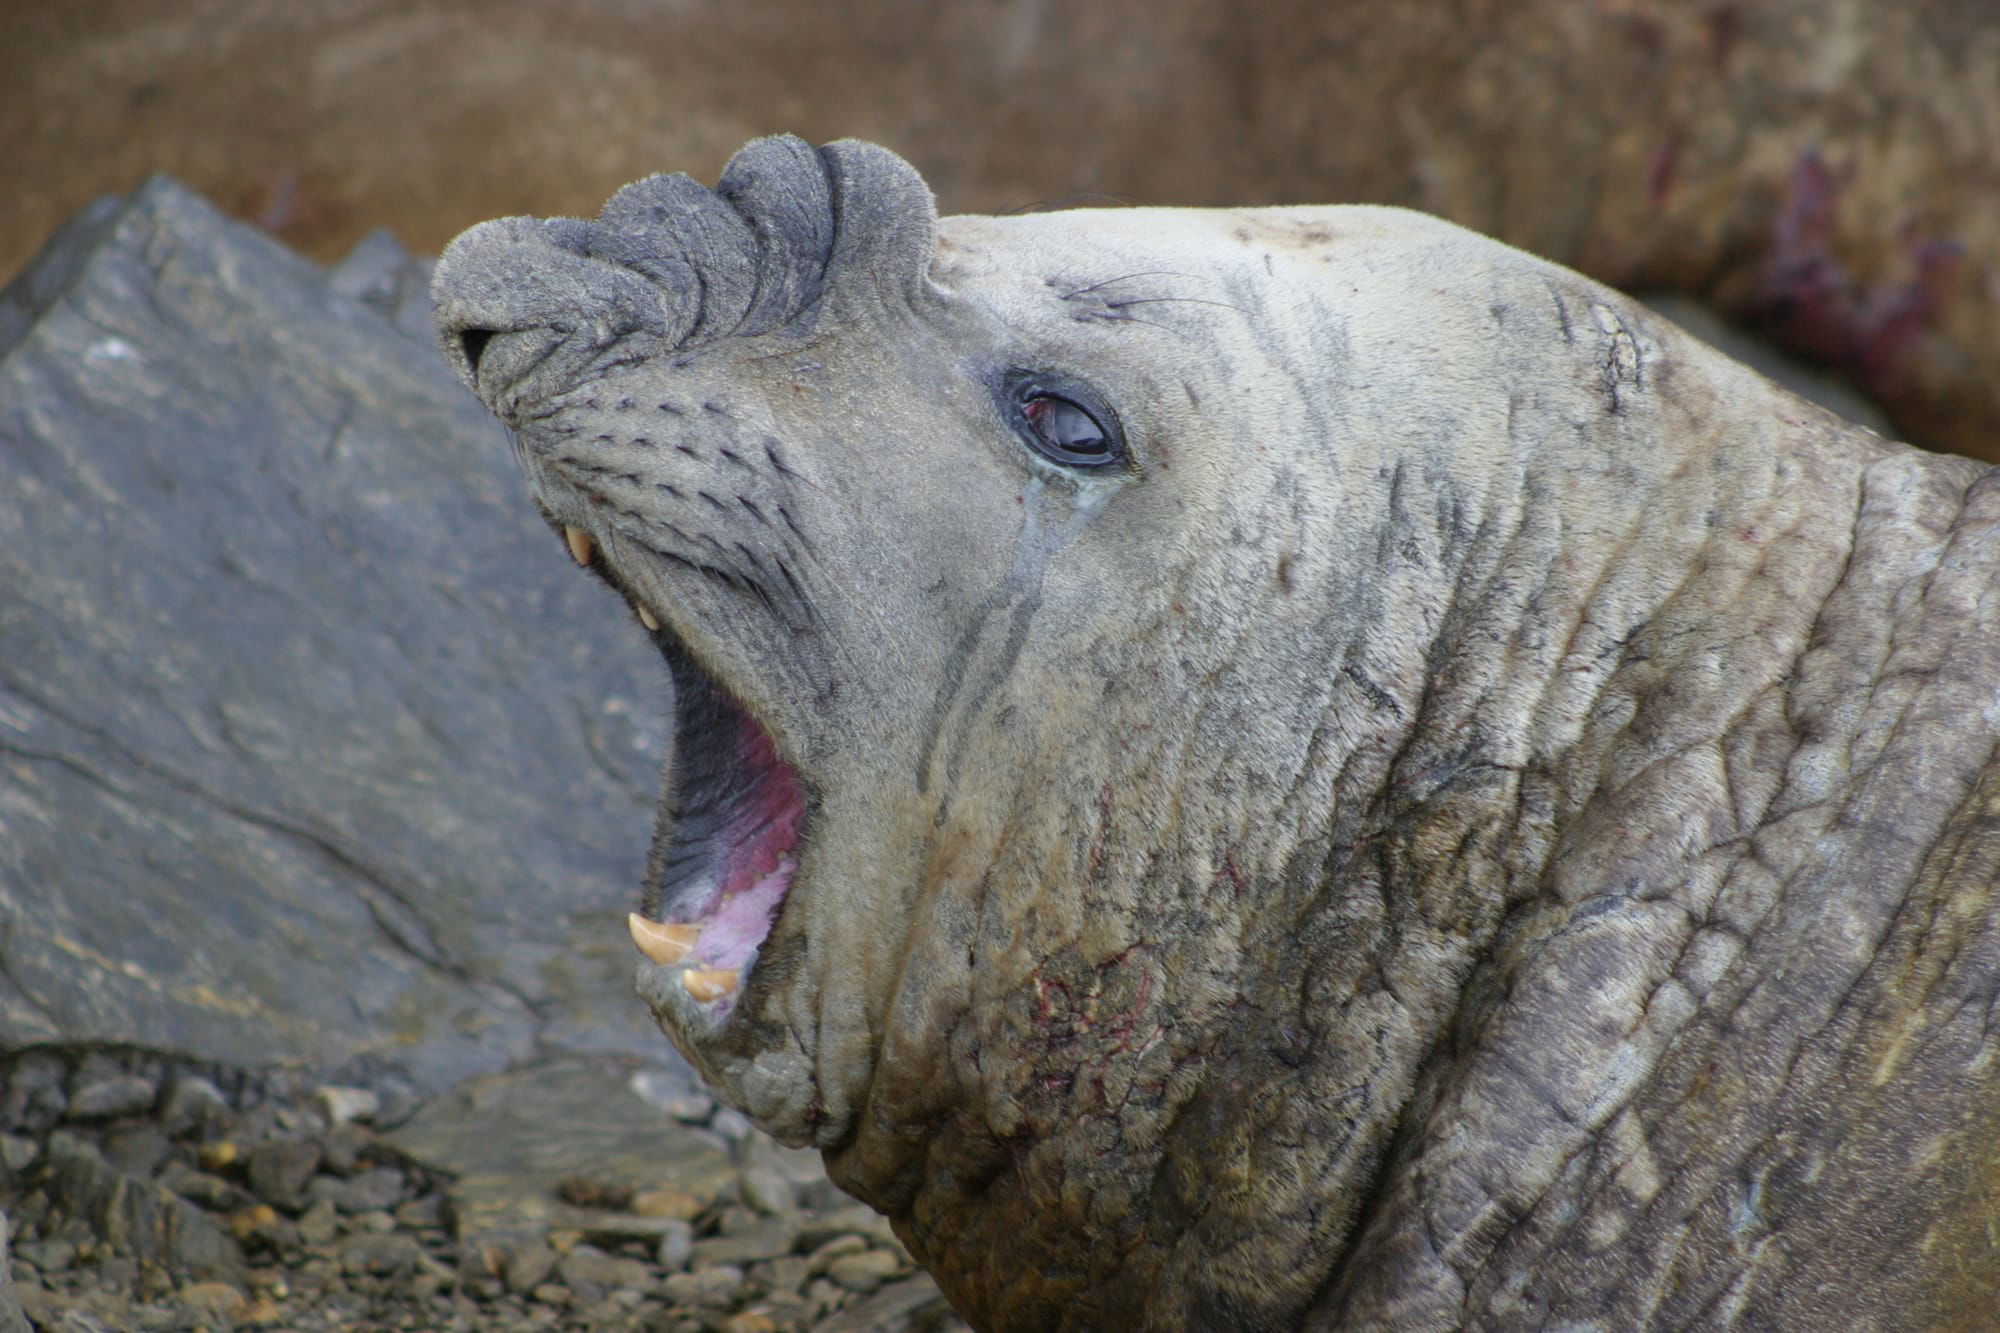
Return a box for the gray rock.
[0,1207,27,1333]
[29,1133,244,1282]
[826,1248,905,1294]
[653,1217,694,1272]
[813,1273,961,1332]
[316,1121,373,1175]
[310,1086,380,1126]
[796,1206,898,1252]
[0,1134,37,1177]
[500,1239,556,1295]
[738,1164,795,1217]
[691,1216,800,1268]
[0,1052,67,1135]
[339,1232,421,1277]
[245,1139,321,1210]
[12,1239,74,1274]
[555,1243,649,1296]
[296,1199,339,1248]
[659,1264,743,1309]
[384,1060,734,1244]
[0,178,683,1091]
[155,1075,230,1139]
[63,1073,157,1122]
[326,1165,405,1214]
[158,1164,248,1212]
[98,1124,172,1178]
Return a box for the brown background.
[5,0,1996,456]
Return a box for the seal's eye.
[1003,373,1125,469]
[1022,395,1112,464]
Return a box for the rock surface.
[0,176,675,1089]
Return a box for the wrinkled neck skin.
[826,222,2000,1330]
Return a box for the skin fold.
[432,138,2000,1330]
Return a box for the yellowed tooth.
[564,525,593,567]
[681,968,740,1003]
[636,604,662,632]
[627,913,698,966]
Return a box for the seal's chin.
[644,636,805,1009]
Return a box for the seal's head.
[431,136,1786,1326]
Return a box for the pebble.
[502,1239,557,1295]
[0,1052,67,1135]
[340,1232,421,1276]
[317,1120,374,1175]
[297,1199,339,1247]
[156,1074,231,1138]
[796,1205,898,1251]
[827,1248,905,1294]
[631,1186,707,1220]
[751,1253,808,1296]
[327,1165,406,1213]
[691,1216,800,1268]
[653,1218,694,1272]
[354,1209,397,1234]
[246,1138,322,1210]
[63,1071,157,1122]
[161,1164,248,1211]
[0,1133,39,1175]
[100,1123,172,1177]
[710,1109,754,1142]
[177,1279,247,1320]
[311,1085,380,1125]
[15,1238,76,1273]
[805,1233,866,1276]
[738,1164,795,1216]
[392,1193,445,1230]
[531,1280,572,1306]
[558,1243,650,1293]
[661,1264,744,1309]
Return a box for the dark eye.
[1023,395,1113,463]
[1004,373,1125,469]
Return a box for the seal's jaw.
[638,630,807,1012]
[541,517,814,1031]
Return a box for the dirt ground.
[5,0,1997,457]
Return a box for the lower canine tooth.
[636,604,662,632]
[627,913,698,966]
[682,968,740,1003]
[564,525,593,566]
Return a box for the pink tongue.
[694,860,794,970]
[689,710,804,972]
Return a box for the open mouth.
[555,523,806,1019]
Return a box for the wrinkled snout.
[431,134,942,420]
[430,213,683,420]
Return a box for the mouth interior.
[649,638,805,979]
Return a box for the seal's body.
[433,137,2000,1330]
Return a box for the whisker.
[1105,296,1248,314]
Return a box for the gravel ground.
[0,1048,967,1333]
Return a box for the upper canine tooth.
[564,525,594,567]
[636,604,662,632]
[627,913,698,966]
[681,968,740,1003]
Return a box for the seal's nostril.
[459,328,496,378]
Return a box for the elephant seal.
[431,137,2000,1330]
